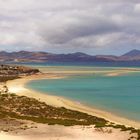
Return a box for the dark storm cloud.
[40,17,121,44]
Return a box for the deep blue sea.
[26,65,140,122]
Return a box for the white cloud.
[134,3,140,13]
[0,0,140,54]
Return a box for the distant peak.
[68,52,89,56]
[122,49,140,57]
[129,49,140,52]
[133,49,139,51]
[17,51,31,53]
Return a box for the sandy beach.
[2,71,139,140]
[0,124,136,140]
[6,73,140,129]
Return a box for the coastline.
[6,73,140,129]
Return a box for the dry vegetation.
[0,94,140,139]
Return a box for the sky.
[0,0,140,55]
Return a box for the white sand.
[0,125,136,140]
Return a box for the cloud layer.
[0,0,140,55]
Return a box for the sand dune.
[0,125,135,140]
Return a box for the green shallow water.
[26,66,140,122]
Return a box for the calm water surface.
[26,66,140,122]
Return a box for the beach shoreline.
[6,73,140,129]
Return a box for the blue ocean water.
[26,66,140,122]
[8,61,140,67]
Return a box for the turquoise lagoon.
[26,66,140,122]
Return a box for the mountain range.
[0,49,140,63]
